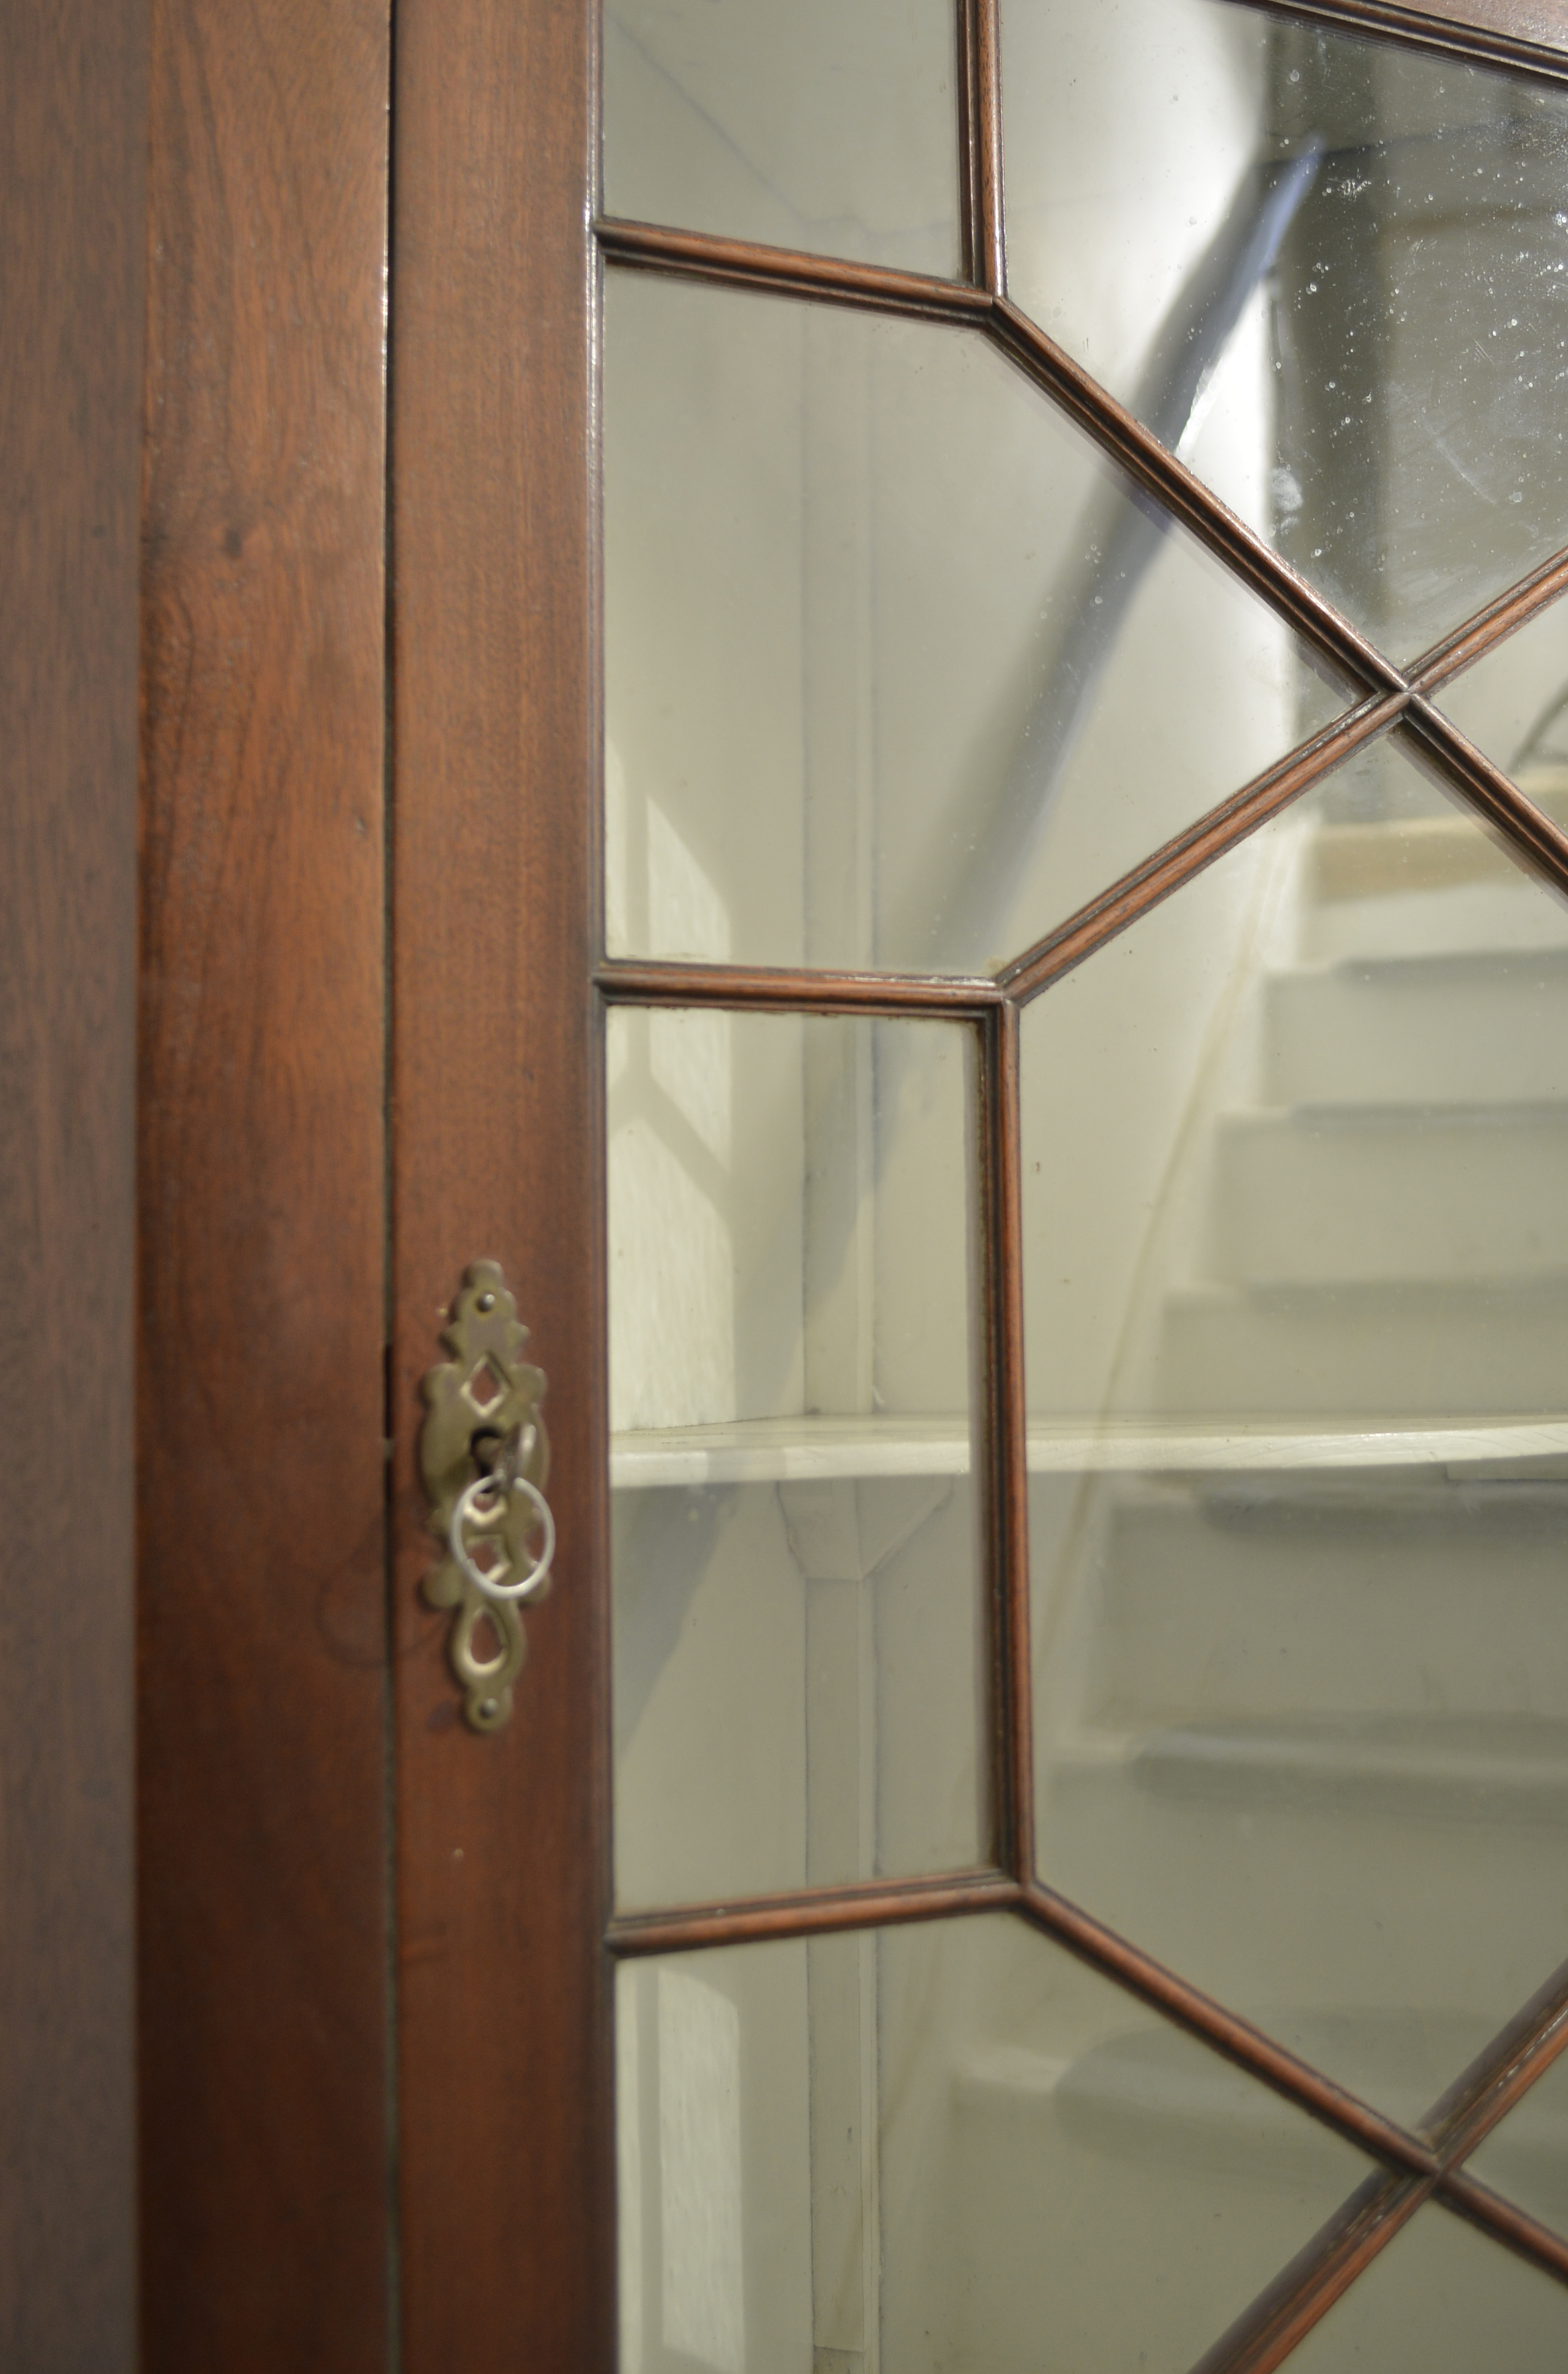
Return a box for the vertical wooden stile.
[389,0,617,2363]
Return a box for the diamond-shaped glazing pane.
[1467,2035,1568,2238]
[608,1007,984,1911]
[1285,2198,1568,2367]
[603,0,961,278]
[1437,588,1568,841]
[1003,0,1568,659]
[604,270,1348,978]
[614,1917,1370,2371]
[1021,743,1568,2122]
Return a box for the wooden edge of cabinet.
[137,0,393,2365]
[389,0,616,2365]
[1365,0,1568,60]
[1268,0,1568,72]
[1,4,146,2364]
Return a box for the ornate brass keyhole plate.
[418,1260,552,1733]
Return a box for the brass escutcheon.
[418,1260,552,1733]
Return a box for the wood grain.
[1348,0,1568,58]
[1253,0,1568,74]
[137,0,391,2363]
[389,0,616,2361]
[0,2,146,2364]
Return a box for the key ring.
[448,1468,555,1603]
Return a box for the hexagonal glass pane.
[1003,0,1568,659]
[609,1008,984,1911]
[604,269,1347,977]
[604,0,962,278]
[614,1915,1370,2372]
[1021,741,1568,2123]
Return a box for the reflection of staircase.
[946,818,1568,2365]
[1155,940,1568,1418]
[942,2005,1568,2369]
[1071,813,1568,1876]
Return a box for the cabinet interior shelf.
[609,1414,1568,1489]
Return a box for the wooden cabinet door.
[139,1,1568,2369]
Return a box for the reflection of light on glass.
[608,1112,735,1430]
[604,745,734,968]
[659,1968,745,2374]
[1003,2,1268,407]
[649,798,731,963]
[651,1006,732,1164]
[606,739,631,962]
[606,788,740,1426]
[616,1976,644,2374]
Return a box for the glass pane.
[603,0,961,278]
[614,1915,1370,2372]
[610,1008,983,1909]
[1439,592,1568,843]
[1285,2198,1568,2367]
[1022,743,1568,2122]
[604,270,1344,978]
[1468,2041,1568,2236]
[1002,0,1568,657]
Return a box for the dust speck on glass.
[599,3,1568,2367]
